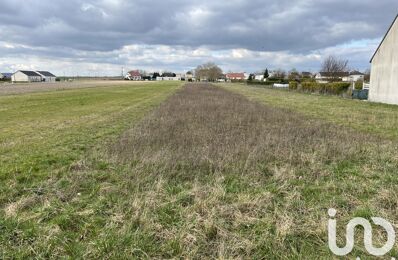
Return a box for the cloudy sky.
[0,0,397,75]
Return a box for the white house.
[254,74,265,81]
[36,71,57,82]
[369,14,398,105]
[342,71,365,82]
[0,73,3,79]
[156,76,182,81]
[11,71,42,83]
[315,72,349,83]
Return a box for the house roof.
[226,73,245,78]
[349,70,365,76]
[128,70,141,77]
[19,70,41,77]
[301,72,312,76]
[162,72,176,77]
[1,73,12,78]
[37,71,56,77]
[370,14,398,63]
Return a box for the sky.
[0,0,397,76]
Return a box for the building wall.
[12,71,42,82]
[12,71,29,82]
[370,17,398,105]
[46,76,57,82]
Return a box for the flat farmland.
[0,80,154,96]
[1,82,398,259]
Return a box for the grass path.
[221,83,398,139]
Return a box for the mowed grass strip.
[221,83,398,140]
[106,84,396,258]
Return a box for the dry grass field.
[0,80,150,96]
[1,82,398,258]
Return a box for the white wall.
[12,71,29,82]
[255,75,264,81]
[370,17,398,105]
[156,77,181,81]
[12,71,42,82]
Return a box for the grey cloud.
[0,0,397,52]
[0,0,397,74]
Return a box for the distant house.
[369,14,398,105]
[301,72,313,78]
[186,71,194,82]
[226,73,245,81]
[36,71,57,82]
[125,70,142,81]
[11,71,42,83]
[315,72,349,83]
[342,71,365,82]
[156,76,182,81]
[254,74,265,81]
[0,73,12,80]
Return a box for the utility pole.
[122,67,124,79]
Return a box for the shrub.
[289,81,298,90]
[355,80,363,90]
[326,82,351,95]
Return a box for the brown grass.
[0,80,151,96]
[112,83,385,177]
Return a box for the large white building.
[369,14,398,105]
[11,70,57,83]
[11,71,42,83]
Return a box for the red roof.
[128,70,141,77]
[226,73,245,78]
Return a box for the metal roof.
[1,73,12,78]
[370,14,398,63]
[37,71,56,77]
[19,70,41,77]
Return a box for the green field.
[222,83,398,140]
[1,82,398,259]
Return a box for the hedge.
[247,79,289,86]
[301,82,351,95]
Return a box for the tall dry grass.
[112,83,384,177]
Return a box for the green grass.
[1,82,397,259]
[0,81,181,204]
[221,83,398,139]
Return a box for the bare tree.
[288,68,300,81]
[321,55,349,80]
[195,62,223,82]
[272,69,286,80]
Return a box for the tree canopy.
[195,62,223,82]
